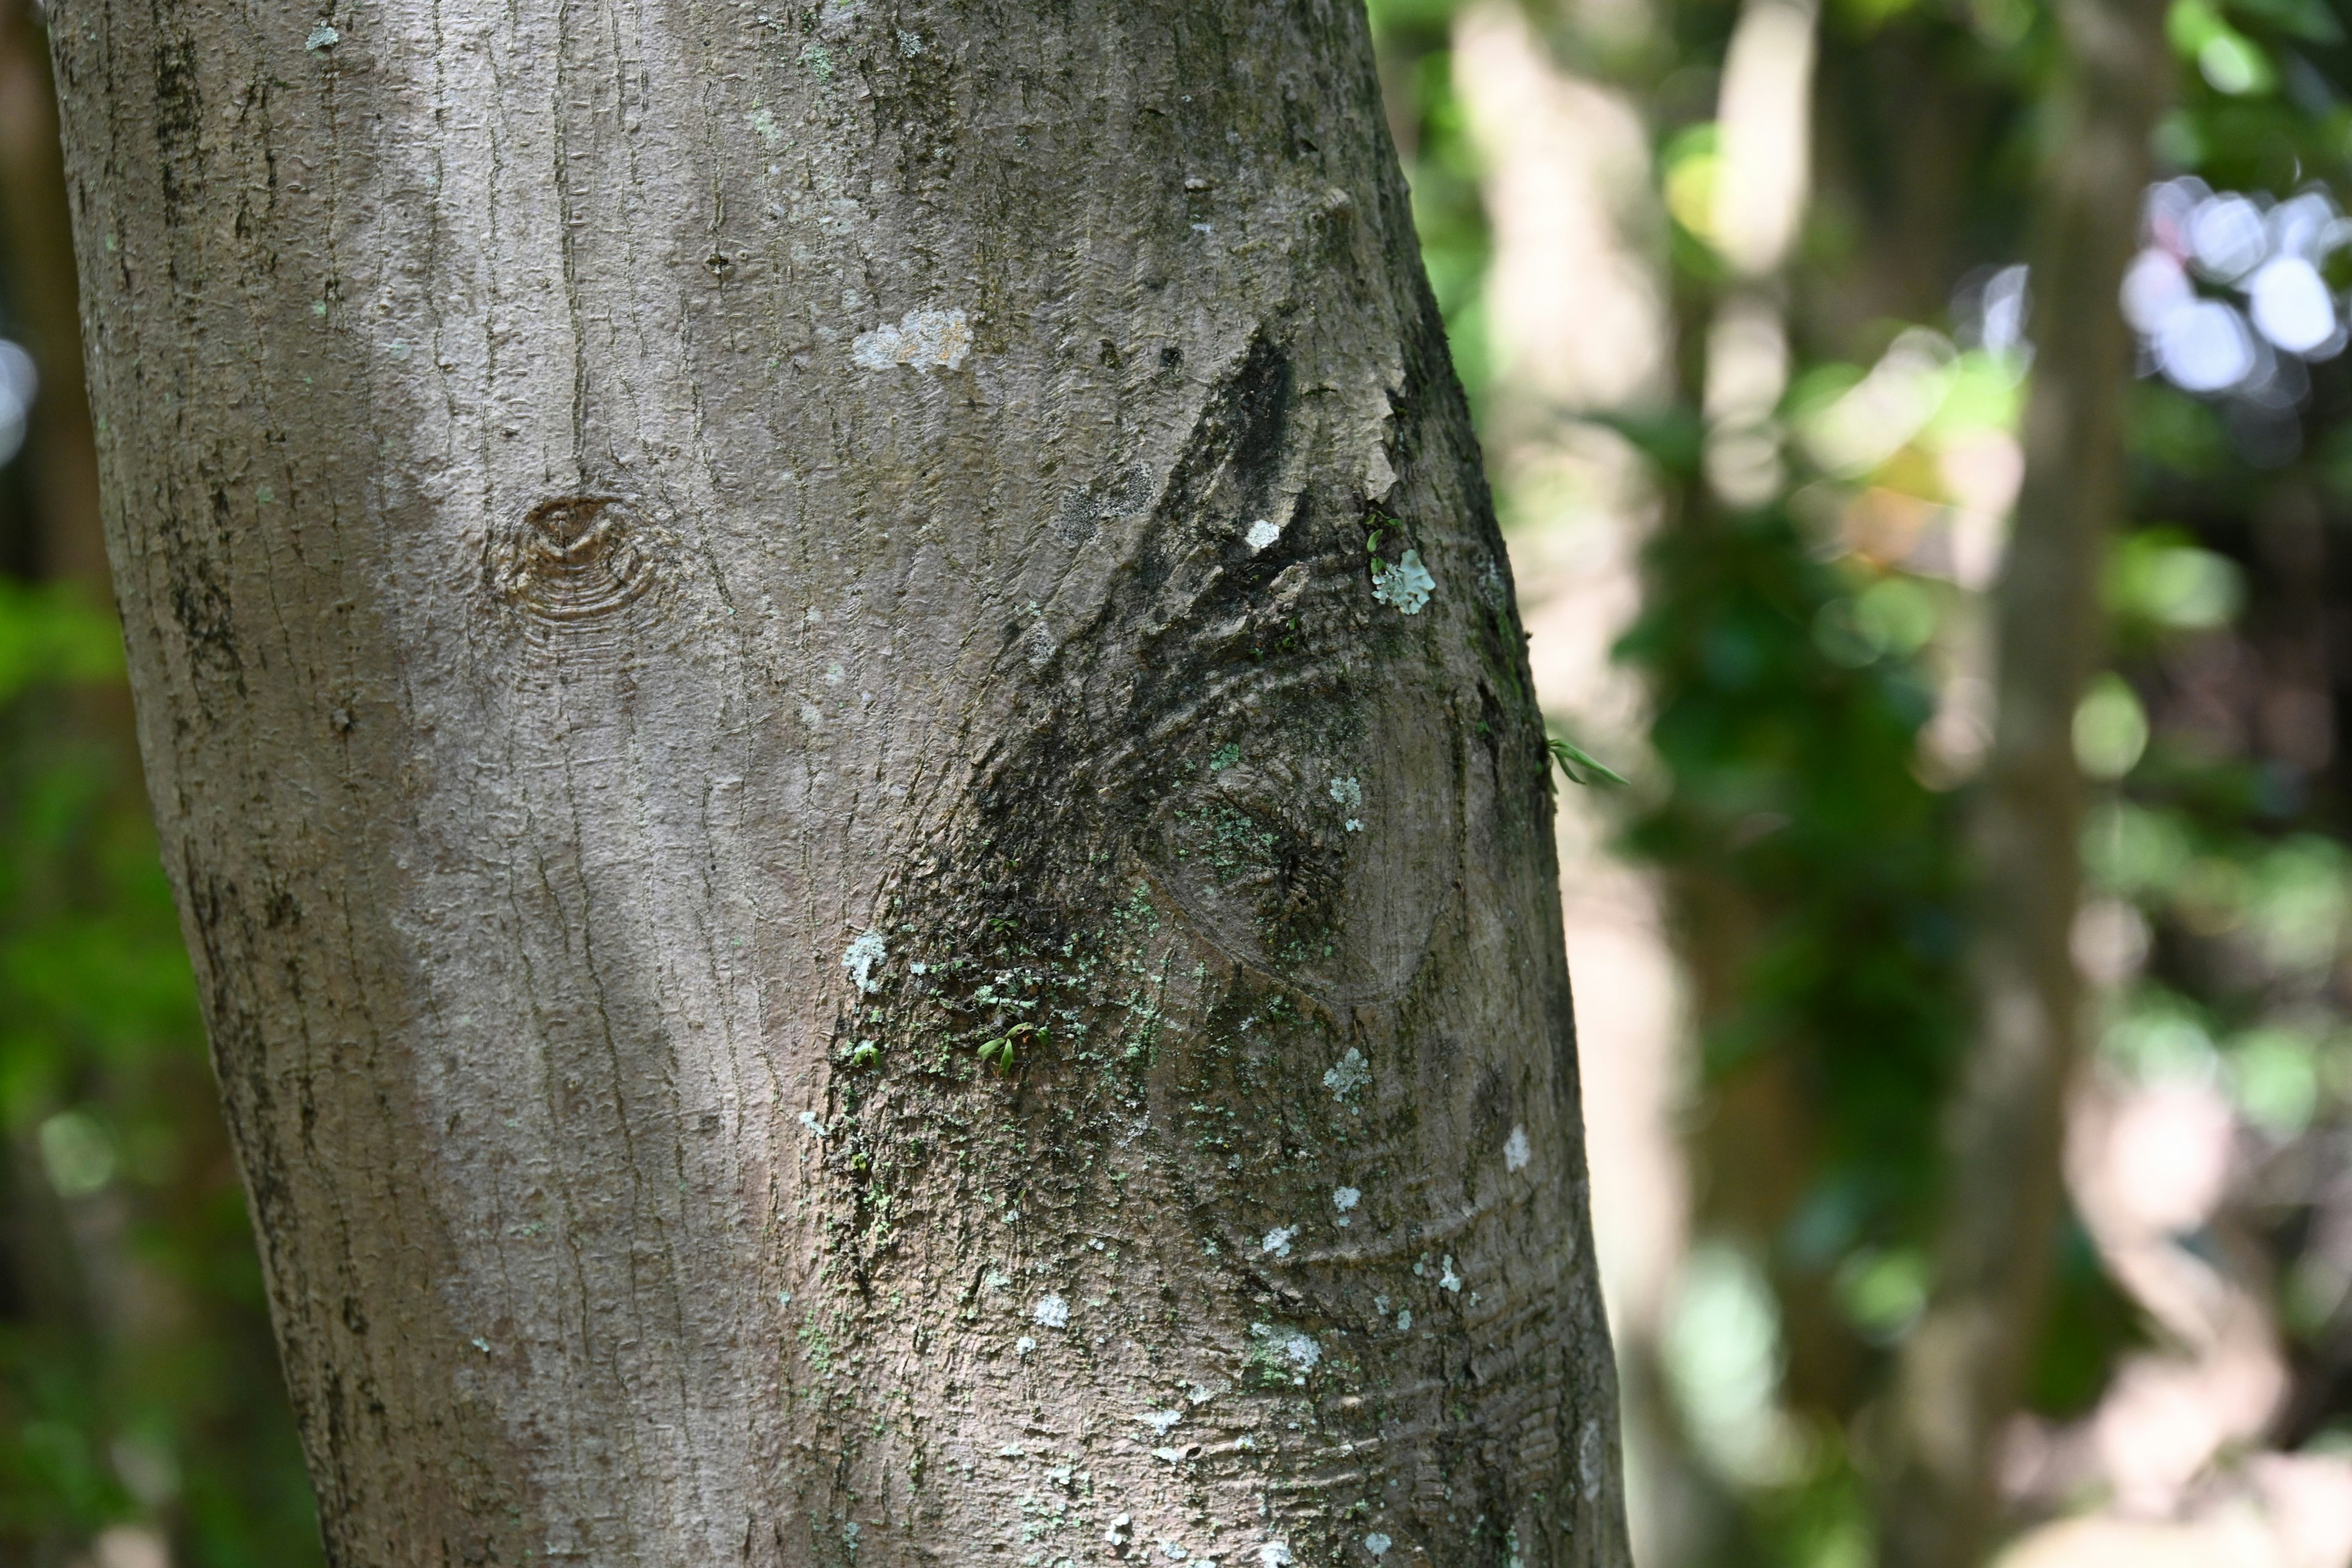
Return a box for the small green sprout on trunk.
[1547,732,1626,788]
[976,1021,1046,1074]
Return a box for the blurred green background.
[1365,0,2352,1559]
[9,0,2352,1561]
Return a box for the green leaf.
[0,582,124,704]
[2230,0,2341,43]
[1547,733,1627,788]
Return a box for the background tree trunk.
[46,2,1628,1564]
[1878,0,2168,1558]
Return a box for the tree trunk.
[1877,0,2166,1558]
[46,3,1628,1564]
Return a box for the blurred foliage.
[0,588,320,1567]
[1619,500,1963,1229]
[1380,0,2352,1559]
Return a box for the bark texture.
[1877,0,2166,1559]
[47,2,1627,1564]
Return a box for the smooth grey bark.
[47,2,1627,1564]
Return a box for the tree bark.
[46,3,1628,1564]
[1877,0,2166,1559]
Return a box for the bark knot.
[489,495,660,626]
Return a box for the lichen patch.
[851,307,973,371]
[842,929,888,993]
[1323,1048,1370,1101]
[1371,549,1435,614]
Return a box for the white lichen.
[851,307,972,371]
[1371,549,1435,614]
[842,929,888,993]
[1281,1332,1320,1371]
[750,107,783,146]
[1261,1226,1296,1259]
[1504,1125,1532,1172]
[1161,1542,1190,1562]
[1324,1048,1370,1101]
[1396,1309,1412,1332]
[304,23,339,50]
[1479,557,1510,609]
[1333,1186,1361,1213]
[1328,776,1362,812]
[1033,1294,1070,1329]
[1439,1256,1463,1293]
[1140,1409,1183,1435]
[1106,1515,1133,1548]
[1364,1534,1393,1559]
[1245,517,1283,552]
[797,1110,827,1137]
[1261,1545,1294,1568]
[1016,1335,1036,1356]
